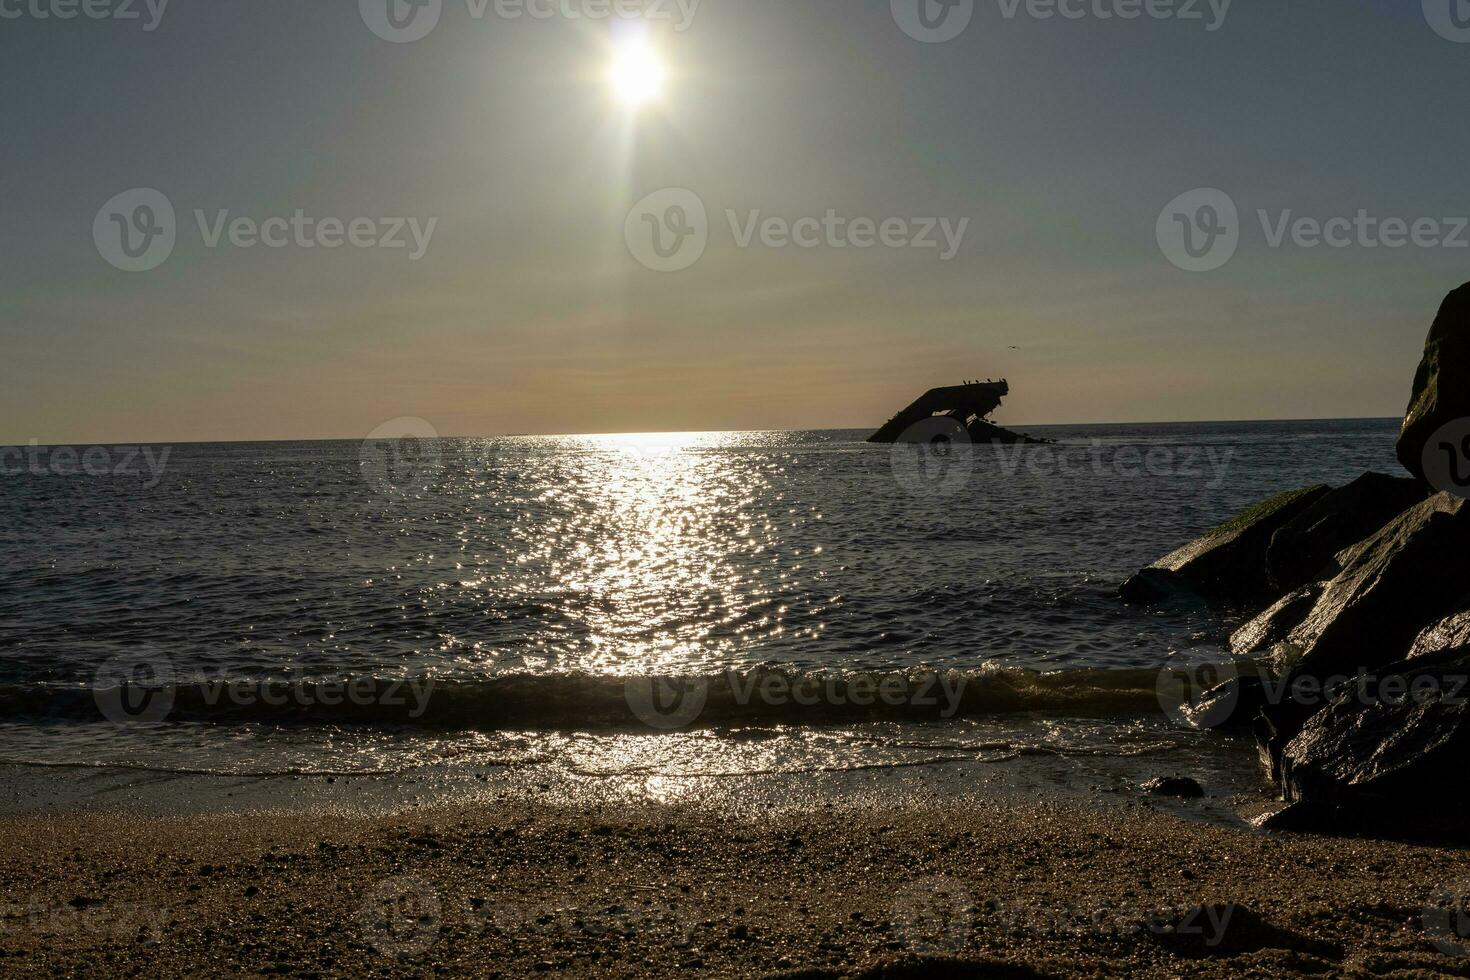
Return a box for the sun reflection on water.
[556,432,761,675]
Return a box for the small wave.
[0,664,1170,732]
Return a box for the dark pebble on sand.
[1141,776,1205,798]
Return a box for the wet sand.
[4,796,1470,978]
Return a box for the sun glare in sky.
[607,32,666,110]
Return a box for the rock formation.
[1263,473,1428,593]
[1126,281,1470,838]
[1397,281,1470,483]
[1119,486,1329,605]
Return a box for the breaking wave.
[0,664,1172,732]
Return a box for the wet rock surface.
[1229,585,1322,657]
[1119,568,1196,607]
[1140,777,1205,799]
[1410,609,1470,659]
[1122,486,1330,605]
[1264,473,1428,593]
[1275,649,1470,837]
[1130,282,1470,839]
[1397,281,1470,484]
[1287,493,1470,683]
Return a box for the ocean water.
[0,420,1402,808]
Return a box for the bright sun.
[608,36,666,110]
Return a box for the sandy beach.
[4,793,1469,978]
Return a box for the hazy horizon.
[0,414,1408,448]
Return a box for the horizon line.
[2,416,1403,448]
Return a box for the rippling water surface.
[0,420,1400,786]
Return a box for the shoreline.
[3,794,1467,977]
[0,716,1271,824]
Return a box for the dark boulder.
[1264,473,1428,592]
[1140,776,1204,798]
[1183,676,1274,733]
[1397,281,1470,484]
[1410,609,1470,659]
[1119,568,1197,607]
[1288,493,1470,680]
[1272,648,1470,839]
[1121,486,1331,605]
[1229,584,1322,656]
[1255,493,1470,768]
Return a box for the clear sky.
[3,0,1468,442]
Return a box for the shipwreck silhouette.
[868,379,1049,444]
